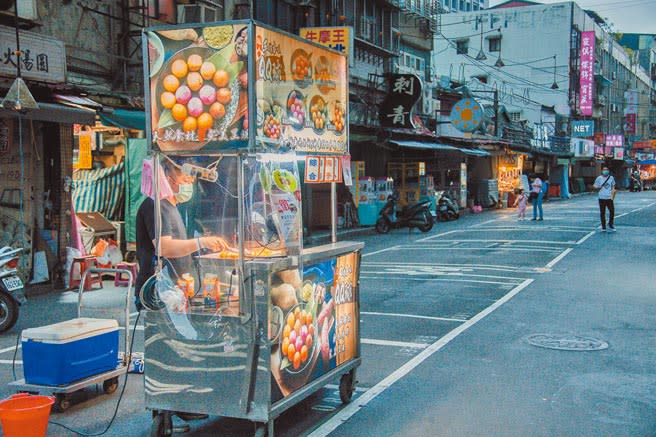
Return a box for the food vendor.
[135,157,228,310]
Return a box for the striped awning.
[72,162,125,221]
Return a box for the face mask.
[175,183,194,203]
[602,170,609,176]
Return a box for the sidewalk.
[326,206,656,436]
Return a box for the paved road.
[0,191,654,436]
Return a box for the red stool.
[114,262,138,287]
[70,256,103,291]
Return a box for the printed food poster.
[270,253,359,400]
[145,24,249,152]
[255,26,348,154]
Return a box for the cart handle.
[78,267,134,365]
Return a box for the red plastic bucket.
[0,393,55,437]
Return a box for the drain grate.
[526,334,608,351]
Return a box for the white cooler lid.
[22,318,119,343]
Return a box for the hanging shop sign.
[579,31,595,116]
[625,113,636,135]
[449,97,484,133]
[605,134,623,149]
[0,26,66,84]
[379,74,422,129]
[304,155,342,183]
[0,119,12,154]
[633,140,656,149]
[73,132,93,169]
[571,120,594,137]
[299,26,353,64]
[613,147,624,160]
[570,138,594,157]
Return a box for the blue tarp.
[99,109,145,131]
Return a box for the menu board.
[255,26,348,155]
[145,24,250,152]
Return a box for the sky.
[489,0,656,34]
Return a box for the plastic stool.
[114,262,138,287]
[69,256,103,291]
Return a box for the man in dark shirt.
[135,158,226,310]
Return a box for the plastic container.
[0,393,54,437]
[22,318,119,386]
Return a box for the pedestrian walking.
[593,166,616,232]
[530,175,544,221]
[513,189,528,220]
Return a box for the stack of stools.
[114,262,138,287]
[70,256,103,291]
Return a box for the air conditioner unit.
[177,4,219,24]
[422,88,433,114]
[611,71,617,80]
[610,103,618,112]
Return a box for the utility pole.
[493,88,499,137]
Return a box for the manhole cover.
[526,334,608,351]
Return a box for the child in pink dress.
[514,189,528,220]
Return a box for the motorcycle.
[375,194,433,234]
[0,246,26,332]
[630,176,642,192]
[436,191,460,221]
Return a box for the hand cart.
[8,267,134,412]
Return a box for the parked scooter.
[375,193,433,234]
[436,191,460,221]
[0,246,26,332]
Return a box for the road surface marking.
[361,339,429,349]
[307,278,534,437]
[544,248,573,269]
[360,268,526,282]
[0,359,21,364]
[0,344,20,354]
[576,231,596,245]
[362,246,399,258]
[470,218,499,228]
[359,275,522,286]
[452,227,591,233]
[415,230,459,242]
[363,261,553,274]
[398,246,564,253]
[361,311,466,323]
[426,238,578,245]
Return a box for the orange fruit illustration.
[187,54,203,72]
[171,59,188,78]
[209,102,225,119]
[160,92,176,109]
[171,103,187,121]
[186,72,204,92]
[200,62,216,80]
[162,74,180,93]
[182,116,197,132]
[216,87,232,105]
[213,69,229,88]
[197,112,213,130]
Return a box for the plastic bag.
[91,239,109,257]
[99,240,123,266]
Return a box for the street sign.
[304,155,342,183]
[571,120,594,137]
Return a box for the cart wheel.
[150,411,173,437]
[103,377,119,394]
[339,370,356,404]
[54,394,71,412]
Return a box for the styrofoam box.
[22,318,119,386]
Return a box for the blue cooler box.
[22,318,119,386]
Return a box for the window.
[509,112,521,121]
[456,39,469,55]
[488,38,501,52]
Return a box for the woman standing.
[530,175,544,221]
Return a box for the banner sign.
[605,134,623,148]
[379,74,421,129]
[625,113,636,135]
[571,120,594,137]
[613,147,624,160]
[570,138,594,157]
[579,31,595,116]
[304,155,342,183]
[299,27,353,64]
[0,26,66,83]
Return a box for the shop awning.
[0,102,96,125]
[99,108,146,131]
[638,160,656,165]
[391,140,491,156]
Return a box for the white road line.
[0,359,21,364]
[0,344,20,354]
[415,230,459,242]
[363,262,549,274]
[423,239,577,245]
[398,246,563,253]
[361,338,429,349]
[451,227,591,233]
[360,269,526,282]
[576,231,596,245]
[469,218,499,228]
[362,246,399,258]
[307,278,535,437]
[361,311,466,323]
[359,275,522,286]
[544,248,573,269]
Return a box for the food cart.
[141,20,362,436]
